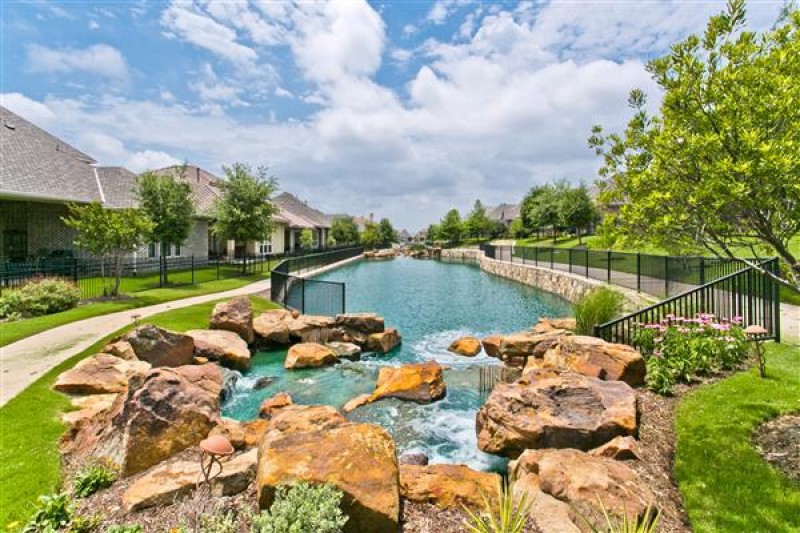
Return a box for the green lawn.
[0,272,271,348]
[675,342,800,532]
[0,296,279,529]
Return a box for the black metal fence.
[270,247,363,316]
[594,258,782,345]
[482,244,749,299]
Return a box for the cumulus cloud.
[26,43,129,81]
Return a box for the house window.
[174,243,181,256]
[259,238,272,255]
[148,243,156,258]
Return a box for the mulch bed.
[753,413,800,482]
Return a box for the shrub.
[574,287,624,335]
[0,278,81,319]
[106,526,143,533]
[577,499,660,532]
[73,463,117,498]
[197,510,238,533]
[23,493,74,532]
[67,514,101,533]
[462,479,530,533]
[635,314,748,395]
[251,482,348,533]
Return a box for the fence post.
[568,248,573,274]
[191,256,195,284]
[699,257,706,286]
[606,250,611,283]
[216,257,220,280]
[300,278,306,314]
[636,252,641,292]
[664,256,669,297]
[550,248,554,270]
[159,256,164,288]
[73,258,79,284]
[534,246,538,266]
[772,259,781,342]
[342,283,346,314]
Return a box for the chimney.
[369,213,374,222]
[196,167,200,182]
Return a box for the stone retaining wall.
[442,248,653,309]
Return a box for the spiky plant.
[578,498,660,533]
[462,479,531,533]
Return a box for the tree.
[439,209,463,244]
[558,184,598,244]
[137,167,194,282]
[524,184,562,243]
[377,218,397,244]
[212,163,279,265]
[62,202,153,297]
[361,221,380,249]
[465,200,492,239]
[299,228,314,250]
[589,1,800,287]
[427,223,440,243]
[331,216,359,245]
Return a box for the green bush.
[574,287,624,335]
[106,525,142,533]
[635,314,748,394]
[23,493,74,532]
[0,278,81,319]
[251,482,348,533]
[73,463,117,498]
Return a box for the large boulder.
[257,418,399,533]
[532,317,577,335]
[589,435,640,461]
[372,361,446,403]
[61,364,223,476]
[187,329,251,372]
[263,404,347,437]
[62,393,119,427]
[510,449,656,528]
[54,354,151,395]
[208,417,247,450]
[253,309,293,345]
[448,337,482,357]
[123,448,257,512]
[327,341,362,360]
[399,464,500,510]
[498,332,565,360]
[286,315,338,342]
[210,296,254,344]
[284,342,338,369]
[482,335,503,358]
[364,328,402,353]
[335,313,385,334]
[476,369,638,457]
[259,392,293,418]
[123,325,195,367]
[103,340,137,360]
[531,336,646,387]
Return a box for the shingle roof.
[1,105,104,204]
[487,203,520,223]
[273,192,331,229]
[152,165,225,218]
[95,167,139,208]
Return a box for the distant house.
[351,214,375,233]
[273,192,332,253]
[413,229,428,243]
[487,203,520,228]
[398,229,412,243]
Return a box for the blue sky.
[0,0,785,230]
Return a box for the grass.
[0,273,271,348]
[675,342,800,532]
[0,295,279,529]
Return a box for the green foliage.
[635,315,749,395]
[137,167,194,256]
[521,184,562,241]
[62,203,153,297]
[426,223,440,243]
[439,209,463,244]
[462,479,530,533]
[72,463,117,498]
[251,482,348,533]
[558,184,598,244]
[377,218,397,244]
[361,221,381,249]
[574,287,624,335]
[465,200,492,239]
[66,514,101,533]
[196,510,238,533]
[212,163,279,243]
[105,525,143,533]
[0,278,81,319]
[577,499,660,533]
[508,219,525,239]
[590,1,800,285]
[330,216,359,245]
[23,493,74,532]
[299,228,314,251]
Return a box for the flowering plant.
[634,314,748,395]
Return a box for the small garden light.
[743,324,769,378]
[198,435,234,485]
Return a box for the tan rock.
[327,341,362,360]
[286,315,337,342]
[123,325,195,367]
[335,313,385,334]
[103,340,137,360]
[539,336,646,387]
[209,418,247,450]
[54,354,151,395]
[476,369,638,457]
[510,449,656,527]
[123,448,257,512]
[499,332,564,360]
[589,435,640,461]
[62,393,119,427]
[187,329,251,371]
[372,361,446,403]
[400,464,500,510]
[482,335,503,358]
[264,404,347,437]
[284,342,338,369]
[364,328,401,353]
[259,392,293,418]
[343,393,373,413]
[257,421,399,533]
[253,309,293,345]
[511,483,579,533]
[532,318,577,335]
[210,296,254,344]
[242,419,270,448]
[447,337,482,357]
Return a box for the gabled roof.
[487,203,520,222]
[399,229,411,239]
[273,192,331,229]
[1,105,105,204]
[95,167,139,208]
[151,165,225,218]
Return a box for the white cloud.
[125,150,182,172]
[26,44,129,81]
[275,87,293,98]
[390,48,413,63]
[88,20,99,30]
[427,0,474,25]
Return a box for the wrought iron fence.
[270,247,363,315]
[594,258,781,345]
[482,244,749,299]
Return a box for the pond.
[222,257,572,471]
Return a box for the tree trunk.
[577,227,582,245]
[112,254,124,297]
[161,242,169,284]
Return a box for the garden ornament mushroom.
[198,435,234,485]
[744,324,769,378]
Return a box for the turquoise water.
[222,257,572,471]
